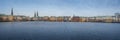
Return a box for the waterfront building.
[31,17,38,21]
[115,13,120,22]
[0,15,14,22]
[5,8,14,22]
[95,16,104,22]
[103,16,113,23]
[87,17,94,22]
[43,16,49,21]
[25,17,31,21]
[57,16,64,22]
[37,17,43,21]
[117,18,120,22]
[0,14,7,22]
[31,17,39,21]
[0,16,8,22]
[63,16,71,22]
[7,15,14,22]
[14,15,29,21]
[79,17,87,22]
[49,16,57,22]
[14,16,23,21]
[71,16,80,22]
[78,17,82,22]
[0,8,14,22]
[21,16,31,21]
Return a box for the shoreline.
[0,21,120,23]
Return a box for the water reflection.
[0,22,120,40]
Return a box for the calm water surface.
[0,22,120,40]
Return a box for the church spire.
[36,11,39,17]
[11,8,13,16]
[34,12,36,17]
[34,11,39,17]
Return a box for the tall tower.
[36,11,39,17]
[34,12,36,17]
[34,11,39,17]
[11,8,13,16]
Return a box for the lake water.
[0,22,120,40]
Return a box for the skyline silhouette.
[0,0,120,17]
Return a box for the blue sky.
[0,0,120,17]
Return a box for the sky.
[0,0,120,17]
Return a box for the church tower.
[36,11,39,17]
[34,11,39,17]
[11,8,13,16]
[34,12,36,17]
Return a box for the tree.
[0,14,6,16]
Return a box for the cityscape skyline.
[0,0,120,17]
